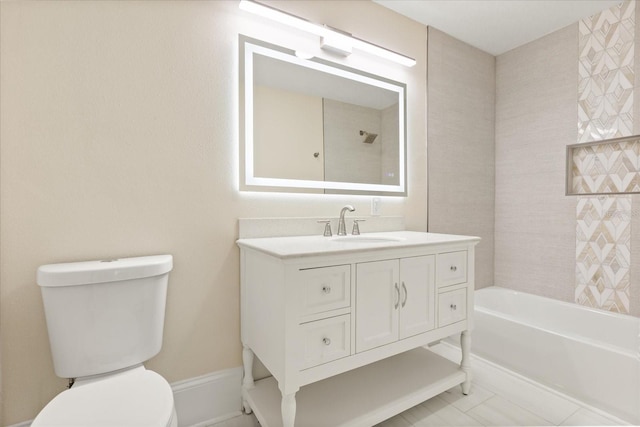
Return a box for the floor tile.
[466,395,553,426]
[207,413,260,427]
[401,395,483,426]
[431,343,580,425]
[439,382,494,412]
[560,407,623,426]
[471,359,580,425]
[374,413,412,427]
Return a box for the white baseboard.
[172,367,243,427]
[8,367,244,427]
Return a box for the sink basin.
[331,235,405,243]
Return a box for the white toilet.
[33,254,178,427]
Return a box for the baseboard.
[172,367,243,427]
[7,367,244,427]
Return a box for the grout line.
[556,405,582,427]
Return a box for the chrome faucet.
[337,205,355,236]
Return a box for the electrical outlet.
[371,198,381,216]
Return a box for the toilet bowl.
[34,255,177,426]
[32,366,177,427]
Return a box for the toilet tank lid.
[37,255,173,287]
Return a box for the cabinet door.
[399,256,436,339]
[356,260,399,353]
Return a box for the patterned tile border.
[578,1,635,143]
[576,195,631,313]
[575,1,634,314]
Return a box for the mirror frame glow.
[240,37,407,196]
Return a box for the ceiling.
[373,0,622,56]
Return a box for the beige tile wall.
[494,25,578,302]
[427,28,495,288]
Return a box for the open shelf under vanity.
[246,347,465,427]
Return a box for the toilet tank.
[37,255,173,379]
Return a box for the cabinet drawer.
[298,265,351,317]
[438,288,467,327]
[300,314,351,369]
[437,251,467,287]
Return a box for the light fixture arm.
[238,0,416,67]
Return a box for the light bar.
[238,0,416,67]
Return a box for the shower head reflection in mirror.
[360,130,378,144]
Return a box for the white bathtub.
[473,286,640,424]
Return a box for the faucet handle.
[317,220,332,237]
[352,219,365,235]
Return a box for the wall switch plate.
[371,198,381,216]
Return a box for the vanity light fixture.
[238,0,416,67]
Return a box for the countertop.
[236,231,480,259]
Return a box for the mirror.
[240,36,407,196]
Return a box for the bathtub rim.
[474,286,639,358]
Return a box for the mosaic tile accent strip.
[569,136,640,194]
[576,1,634,314]
[576,195,631,312]
[578,1,635,143]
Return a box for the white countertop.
[236,231,480,259]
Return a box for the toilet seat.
[32,368,176,427]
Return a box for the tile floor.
[210,343,628,427]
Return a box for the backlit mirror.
[240,36,407,196]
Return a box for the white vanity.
[238,231,480,427]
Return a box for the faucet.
[337,205,355,236]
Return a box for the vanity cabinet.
[237,231,479,427]
[356,256,435,352]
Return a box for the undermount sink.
[331,235,406,243]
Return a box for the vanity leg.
[242,345,255,414]
[281,392,297,427]
[460,330,471,395]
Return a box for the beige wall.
[0,1,428,424]
[254,85,324,181]
[426,28,496,289]
[494,24,579,303]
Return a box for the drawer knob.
[322,285,332,294]
[450,265,457,272]
[450,304,457,310]
[322,337,331,346]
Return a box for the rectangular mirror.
[240,36,407,196]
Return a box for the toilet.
[33,255,178,427]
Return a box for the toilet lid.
[32,369,174,427]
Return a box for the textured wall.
[494,25,578,301]
[426,27,495,289]
[0,1,428,424]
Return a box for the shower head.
[359,130,378,144]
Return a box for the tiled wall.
[427,27,495,289]
[495,24,578,303]
[575,1,635,313]
[496,1,640,317]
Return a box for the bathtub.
[472,286,640,424]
